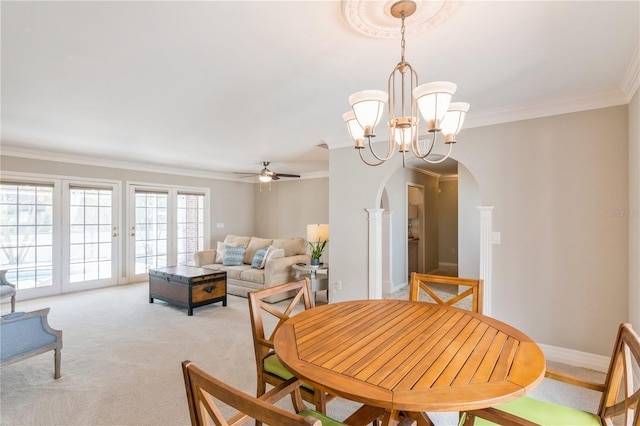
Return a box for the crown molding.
[464,88,629,130]
[408,166,440,178]
[0,146,246,182]
[622,44,640,102]
[0,145,327,182]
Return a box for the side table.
[292,264,329,304]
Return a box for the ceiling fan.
[234,161,301,183]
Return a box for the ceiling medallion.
[342,0,461,38]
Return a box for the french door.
[63,182,119,292]
[127,185,207,283]
[1,177,119,299]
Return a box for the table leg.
[383,410,403,426]
[342,404,385,425]
[405,412,434,426]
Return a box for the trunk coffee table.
[148,266,226,316]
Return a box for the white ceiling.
[2,1,638,180]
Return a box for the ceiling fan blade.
[274,173,301,178]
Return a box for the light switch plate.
[492,232,501,244]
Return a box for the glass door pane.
[68,187,114,283]
[0,183,53,290]
[134,192,168,274]
[177,193,204,266]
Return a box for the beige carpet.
[1,283,607,425]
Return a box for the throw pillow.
[263,247,285,265]
[215,241,236,264]
[223,245,246,266]
[251,247,269,269]
[243,237,273,264]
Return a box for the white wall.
[458,164,481,279]
[253,177,329,242]
[329,105,629,356]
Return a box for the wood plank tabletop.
[273,299,545,418]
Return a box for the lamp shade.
[413,81,457,130]
[343,111,365,148]
[440,102,469,138]
[348,90,388,135]
[307,224,329,243]
[259,174,272,183]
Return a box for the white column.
[382,211,393,296]
[478,206,494,316]
[367,208,384,299]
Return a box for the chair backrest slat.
[248,279,314,375]
[598,323,640,425]
[182,360,321,426]
[409,272,484,314]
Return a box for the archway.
[368,157,493,314]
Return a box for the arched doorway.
[370,158,493,314]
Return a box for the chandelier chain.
[400,12,406,62]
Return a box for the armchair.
[0,308,63,379]
[0,270,17,312]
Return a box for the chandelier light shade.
[440,102,470,143]
[343,0,469,166]
[343,111,366,148]
[413,81,457,131]
[349,90,388,137]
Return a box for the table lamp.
[307,224,329,266]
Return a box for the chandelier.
[343,0,469,167]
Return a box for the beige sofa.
[193,235,309,302]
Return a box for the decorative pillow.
[251,247,269,269]
[263,247,285,265]
[223,245,246,266]
[215,241,236,264]
[243,237,273,264]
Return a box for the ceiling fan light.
[348,90,388,137]
[259,174,272,183]
[413,81,457,131]
[440,102,470,141]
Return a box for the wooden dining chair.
[248,279,335,415]
[409,272,484,314]
[460,322,640,426]
[181,360,345,426]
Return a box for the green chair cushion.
[264,354,314,391]
[460,396,601,425]
[299,408,347,426]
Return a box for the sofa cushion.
[271,237,306,257]
[214,241,236,264]
[219,265,252,280]
[223,245,246,266]
[251,247,269,269]
[239,267,265,285]
[244,237,273,264]
[264,247,285,264]
[223,235,251,247]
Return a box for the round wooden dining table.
[273,299,546,426]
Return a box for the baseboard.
[538,343,610,373]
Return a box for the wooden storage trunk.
[149,266,226,316]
